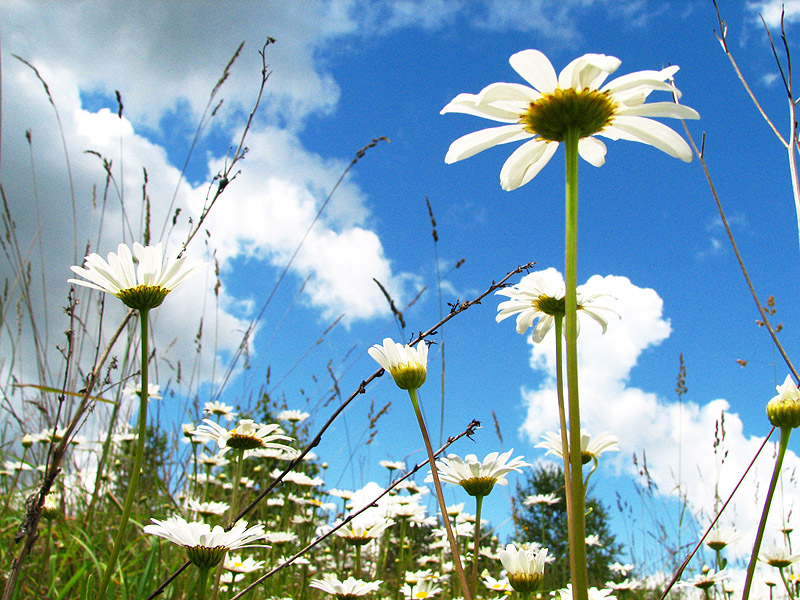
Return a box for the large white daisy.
[442,49,699,190]
[495,269,618,344]
[69,242,206,310]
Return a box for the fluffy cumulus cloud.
[749,0,800,27]
[0,1,424,448]
[519,272,800,561]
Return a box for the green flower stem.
[472,494,485,596]
[553,315,573,523]
[408,387,473,600]
[96,308,151,600]
[196,566,211,600]
[742,426,792,600]
[779,566,794,600]
[564,128,589,600]
[396,517,408,600]
[211,449,245,600]
[355,543,362,579]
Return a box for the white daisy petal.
[509,49,558,94]
[607,115,694,162]
[500,139,558,191]
[616,102,700,120]
[578,137,607,167]
[442,49,697,189]
[445,125,531,163]
[69,242,207,310]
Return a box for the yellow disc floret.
[520,88,617,142]
[116,285,170,311]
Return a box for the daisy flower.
[760,546,800,569]
[767,375,800,429]
[585,534,603,547]
[496,269,618,343]
[263,531,298,545]
[123,381,162,401]
[191,418,293,455]
[524,493,559,506]
[334,516,394,546]
[69,242,206,311]
[203,400,237,422]
[309,574,382,598]
[536,430,619,464]
[427,449,529,497]
[483,574,513,593]
[380,459,406,471]
[277,409,310,423]
[499,543,548,593]
[558,584,617,600]
[605,579,640,592]
[143,516,268,568]
[368,338,428,390]
[401,579,442,599]
[678,569,728,591]
[609,562,634,577]
[223,554,265,574]
[186,499,230,517]
[441,49,699,190]
[703,525,741,551]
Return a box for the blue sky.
[4,0,800,582]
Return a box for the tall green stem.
[742,427,792,600]
[96,308,150,600]
[408,388,472,600]
[564,129,589,600]
[553,316,573,524]
[471,494,485,597]
[196,566,211,600]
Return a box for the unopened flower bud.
[767,375,800,429]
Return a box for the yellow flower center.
[227,433,266,450]
[459,476,497,497]
[116,284,170,311]
[534,295,564,316]
[389,363,427,390]
[508,573,543,594]
[520,87,617,142]
[186,544,228,569]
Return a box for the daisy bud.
[368,338,428,391]
[767,376,800,429]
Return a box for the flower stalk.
[741,426,792,600]
[564,128,590,600]
[408,387,472,600]
[553,315,573,525]
[472,494,484,596]
[96,308,151,600]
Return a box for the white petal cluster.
[496,269,618,344]
[442,49,699,190]
[191,418,293,455]
[536,430,619,462]
[368,338,428,390]
[69,242,206,307]
[309,574,382,597]
[427,449,529,496]
[499,543,548,577]
[143,515,267,551]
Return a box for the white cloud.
[748,1,800,27]
[518,272,800,567]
